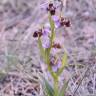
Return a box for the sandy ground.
[0,0,96,96]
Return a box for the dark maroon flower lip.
[50,9,56,15]
[33,31,38,37]
[46,3,56,15]
[33,29,43,38]
[60,17,71,27]
[49,3,53,8]
[52,43,62,49]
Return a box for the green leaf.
[42,76,54,96]
[38,37,45,59]
[59,80,69,96]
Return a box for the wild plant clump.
[0,0,96,96]
[33,1,71,96]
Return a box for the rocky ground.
[0,0,96,96]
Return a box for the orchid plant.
[33,2,71,96]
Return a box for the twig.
[72,66,90,96]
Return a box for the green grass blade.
[42,76,54,96]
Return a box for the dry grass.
[0,0,96,96]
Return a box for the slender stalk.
[54,77,58,96]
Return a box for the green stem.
[47,60,59,96]
[54,77,58,96]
